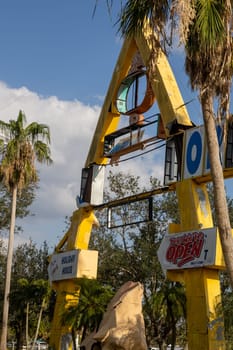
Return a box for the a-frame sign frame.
[85,23,193,167]
[49,22,227,350]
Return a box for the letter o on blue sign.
[186,131,202,175]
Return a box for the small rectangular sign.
[157,228,217,270]
[48,249,98,282]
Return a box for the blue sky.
[0,1,200,108]
[0,1,122,103]
[0,1,228,249]
[0,1,126,248]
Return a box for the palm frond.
[118,0,170,37]
[0,110,52,191]
[34,140,53,165]
[195,0,225,49]
[25,122,51,144]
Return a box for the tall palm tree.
[62,278,113,348]
[0,110,52,350]
[30,279,51,350]
[116,0,233,287]
[146,281,186,350]
[184,0,233,285]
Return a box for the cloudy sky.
[0,1,226,250]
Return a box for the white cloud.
[0,82,100,248]
[0,82,166,250]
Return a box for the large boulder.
[81,281,147,350]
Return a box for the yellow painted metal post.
[167,179,225,350]
[49,208,99,350]
[49,281,79,350]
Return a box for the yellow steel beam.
[135,22,193,134]
[66,208,99,250]
[85,37,137,166]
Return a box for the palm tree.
[0,110,52,350]
[145,281,186,350]
[61,278,113,348]
[115,0,233,287]
[184,0,233,285]
[9,278,51,349]
[30,279,51,350]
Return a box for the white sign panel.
[48,250,79,282]
[90,164,105,205]
[157,228,217,270]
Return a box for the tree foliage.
[0,182,36,235]
[90,171,186,348]
[90,172,233,347]
[0,110,52,349]
[0,240,51,349]
[2,170,233,348]
[62,278,114,344]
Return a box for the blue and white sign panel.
[183,126,205,179]
[204,123,225,174]
[183,124,225,180]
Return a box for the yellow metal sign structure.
[168,180,225,349]
[49,22,226,350]
[49,208,99,350]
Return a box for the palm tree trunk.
[0,185,17,350]
[71,327,77,350]
[31,298,46,350]
[26,302,29,350]
[201,90,233,287]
